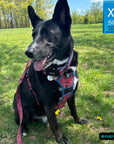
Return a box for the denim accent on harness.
[59,52,73,76]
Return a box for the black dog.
[13,0,88,143]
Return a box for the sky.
[53,0,103,14]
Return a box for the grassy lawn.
[0,24,114,144]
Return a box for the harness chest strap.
[59,52,73,76]
[55,69,76,109]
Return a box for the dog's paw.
[41,116,48,123]
[76,117,89,125]
[62,135,71,144]
[21,128,28,136]
[57,135,71,144]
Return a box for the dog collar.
[43,51,73,77]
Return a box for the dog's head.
[25,0,73,71]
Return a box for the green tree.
[0,0,54,29]
[90,2,103,23]
[72,11,77,24]
[34,0,54,20]
[84,14,89,24]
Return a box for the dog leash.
[16,60,39,144]
[16,88,23,144]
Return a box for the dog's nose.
[25,50,33,58]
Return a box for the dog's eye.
[46,31,57,43]
[41,28,56,42]
[47,33,56,42]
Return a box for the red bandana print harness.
[16,51,75,144]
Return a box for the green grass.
[0,24,114,144]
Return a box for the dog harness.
[54,52,75,109]
[16,51,76,144]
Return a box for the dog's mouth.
[34,51,55,71]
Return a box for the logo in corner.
[103,0,114,33]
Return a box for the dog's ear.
[28,5,43,28]
[52,0,71,33]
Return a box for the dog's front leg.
[44,105,70,144]
[67,94,89,124]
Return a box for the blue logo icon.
[103,0,114,33]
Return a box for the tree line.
[72,2,103,24]
[0,0,54,29]
[0,1,103,29]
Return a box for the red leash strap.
[17,87,23,144]
[26,76,39,105]
[19,60,32,85]
[16,60,32,144]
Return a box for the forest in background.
[72,2,103,24]
[0,0,54,28]
[0,0,103,29]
